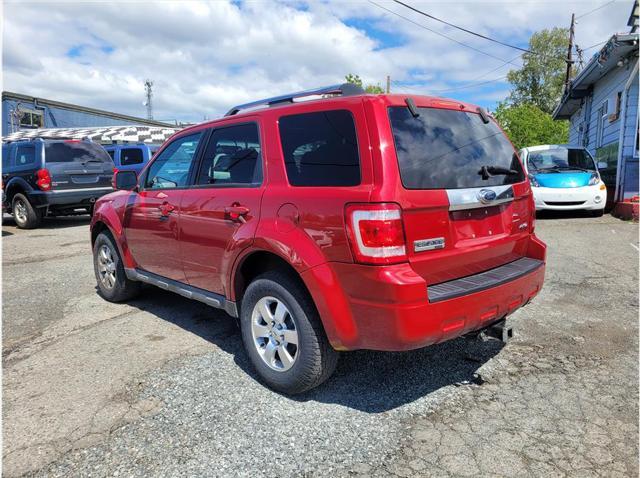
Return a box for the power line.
[391,0,532,53]
[582,39,609,50]
[429,75,509,93]
[368,0,517,65]
[576,0,616,19]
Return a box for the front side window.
[120,148,144,165]
[15,145,36,166]
[278,110,360,187]
[527,148,597,172]
[196,123,262,186]
[145,133,202,189]
[389,106,524,189]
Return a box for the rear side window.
[120,148,144,165]
[45,142,112,163]
[15,145,36,166]
[278,110,360,186]
[106,150,115,160]
[389,107,524,189]
[196,123,262,186]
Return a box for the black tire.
[591,209,604,217]
[12,193,42,229]
[93,231,141,302]
[240,270,339,394]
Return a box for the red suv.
[90,84,546,394]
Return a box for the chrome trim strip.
[446,185,514,211]
[50,187,113,194]
[124,267,238,317]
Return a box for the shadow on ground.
[536,209,608,220]
[123,286,503,413]
[2,214,91,230]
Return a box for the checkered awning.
[3,125,182,144]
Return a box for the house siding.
[621,70,639,198]
[585,64,630,151]
[567,60,639,200]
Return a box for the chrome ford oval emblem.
[478,189,497,203]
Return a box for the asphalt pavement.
[2,212,638,477]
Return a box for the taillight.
[112,167,119,189]
[36,168,51,191]
[529,194,536,233]
[345,203,407,265]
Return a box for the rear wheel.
[12,193,42,229]
[240,271,338,394]
[93,231,141,302]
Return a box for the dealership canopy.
[2,125,182,144]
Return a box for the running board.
[125,268,238,318]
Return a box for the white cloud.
[2,0,633,122]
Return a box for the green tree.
[506,27,569,114]
[494,102,569,150]
[345,74,384,94]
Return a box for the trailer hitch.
[482,318,513,343]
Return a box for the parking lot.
[2,212,638,477]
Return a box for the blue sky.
[3,0,634,123]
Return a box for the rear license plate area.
[449,205,506,240]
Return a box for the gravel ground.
[2,212,638,477]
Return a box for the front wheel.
[591,209,604,217]
[93,232,141,302]
[240,271,338,394]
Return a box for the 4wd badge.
[414,237,445,252]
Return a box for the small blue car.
[519,145,607,216]
[103,143,160,175]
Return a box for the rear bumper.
[532,184,606,211]
[28,188,113,209]
[303,236,546,352]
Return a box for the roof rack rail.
[224,83,365,116]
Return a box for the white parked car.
[519,145,607,216]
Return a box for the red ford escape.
[90,84,546,394]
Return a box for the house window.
[595,100,608,148]
[19,110,44,129]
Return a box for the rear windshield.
[45,142,112,163]
[527,147,596,172]
[389,106,524,189]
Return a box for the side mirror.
[114,170,138,191]
[597,161,608,170]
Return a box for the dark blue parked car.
[103,143,160,175]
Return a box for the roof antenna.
[405,98,420,118]
[477,107,490,124]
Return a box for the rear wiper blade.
[479,165,519,180]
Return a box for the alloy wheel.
[14,200,27,224]
[97,244,117,290]
[251,296,299,371]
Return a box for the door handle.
[225,205,250,223]
[158,201,175,217]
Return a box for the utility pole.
[386,75,391,94]
[564,13,575,93]
[144,79,154,120]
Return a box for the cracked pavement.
[2,212,638,477]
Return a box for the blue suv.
[103,144,159,175]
